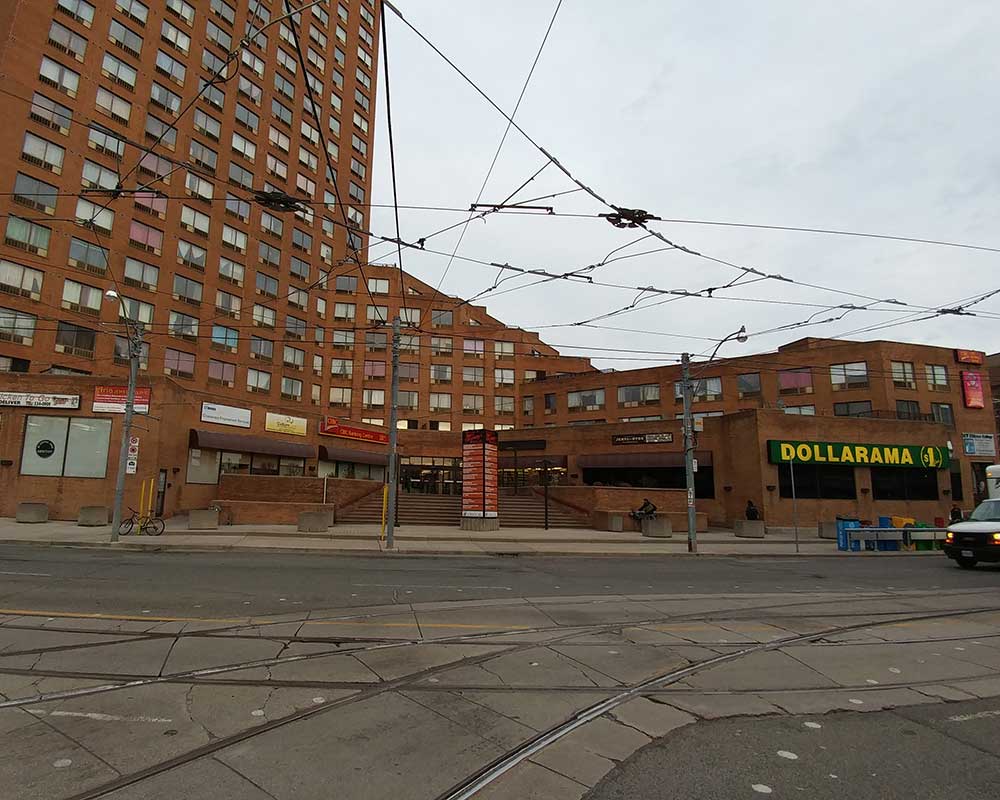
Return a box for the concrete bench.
[77,506,108,527]
[641,515,672,538]
[298,510,333,532]
[734,519,765,538]
[188,509,219,530]
[16,502,48,524]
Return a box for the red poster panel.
[961,371,985,409]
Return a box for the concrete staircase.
[338,491,590,529]
[337,492,464,526]
[499,494,590,529]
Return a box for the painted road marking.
[948,709,1000,723]
[29,709,172,724]
[0,571,52,577]
[351,583,514,590]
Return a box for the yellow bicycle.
[118,506,164,536]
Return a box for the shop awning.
[577,451,712,468]
[189,429,314,459]
[318,445,388,466]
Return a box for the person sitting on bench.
[630,498,657,521]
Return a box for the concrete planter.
[16,502,48,523]
[188,509,220,530]
[734,519,766,538]
[77,506,109,527]
[297,510,333,532]
[641,516,672,538]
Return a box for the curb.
[0,537,950,559]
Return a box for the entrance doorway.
[399,457,462,495]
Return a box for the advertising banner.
[93,386,151,414]
[961,371,985,409]
[767,440,949,469]
[200,402,251,428]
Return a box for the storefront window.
[20,415,111,477]
[279,457,305,476]
[778,464,856,499]
[871,467,938,501]
[251,454,279,474]
[220,451,251,475]
[187,448,222,483]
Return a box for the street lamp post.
[681,325,748,553]
[107,290,144,543]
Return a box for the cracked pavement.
[0,547,996,798]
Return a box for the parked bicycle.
[118,506,164,537]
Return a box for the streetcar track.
[432,604,1000,800]
[31,603,1000,800]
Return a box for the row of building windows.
[48,2,374,151]
[534,362,959,416]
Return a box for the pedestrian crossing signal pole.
[385,316,401,549]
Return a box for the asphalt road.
[0,545,997,800]
[586,696,1000,800]
[0,545,995,615]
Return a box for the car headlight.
[992,533,1000,543]
[945,532,954,543]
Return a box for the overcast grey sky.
[369,0,1000,369]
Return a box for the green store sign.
[767,440,949,469]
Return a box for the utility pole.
[385,316,401,549]
[110,316,143,542]
[682,352,697,553]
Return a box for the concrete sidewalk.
[0,517,945,557]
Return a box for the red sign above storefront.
[961,371,985,409]
[93,386,151,414]
[955,349,984,365]
[318,417,389,444]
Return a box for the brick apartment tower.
[0,0,594,431]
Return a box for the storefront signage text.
[200,402,251,429]
[612,432,674,446]
[962,433,997,458]
[955,349,984,365]
[0,393,79,409]
[264,412,307,437]
[767,440,949,469]
[318,417,389,444]
[93,386,151,414]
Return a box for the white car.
[944,498,1000,569]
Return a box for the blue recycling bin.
[836,517,861,551]
[878,516,892,529]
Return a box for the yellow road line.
[0,608,243,624]
[301,620,530,630]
